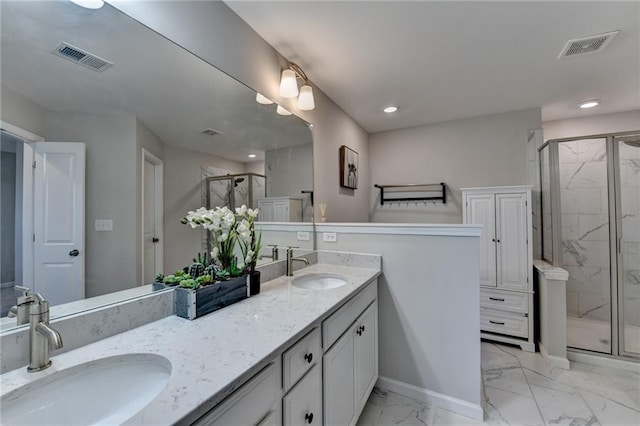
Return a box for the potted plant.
[236,205,262,295]
[170,205,255,320]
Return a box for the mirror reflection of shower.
[204,173,266,212]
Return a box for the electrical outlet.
[297,231,310,241]
[95,219,113,231]
[323,232,337,242]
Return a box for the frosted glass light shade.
[279,69,299,98]
[256,92,274,105]
[297,85,315,110]
[70,0,104,9]
[276,105,292,116]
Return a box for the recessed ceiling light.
[579,100,600,109]
[248,154,257,158]
[383,106,398,113]
[69,0,105,9]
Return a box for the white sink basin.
[292,273,348,290]
[1,353,171,425]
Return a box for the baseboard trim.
[539,343,570,370]
[568,350,640,373]
[376,375,484,421]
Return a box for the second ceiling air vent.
[52,42,114,72]
[201,128,222,137]
[558,30,619,59]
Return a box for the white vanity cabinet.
[323,285,378,426]
[258,197,303,222]
[191,279,379,426]
[462,186,535,352]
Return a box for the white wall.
[0,85,45,137]
[315,224,483,417]
[368,108,541,223]
[543,110,640,141]
[265,143,313,222]
[110,0,371,223]
[45,111,139,298]
[163,144,245,274]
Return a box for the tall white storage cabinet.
[462,186,535,352]
[257,197,303,222]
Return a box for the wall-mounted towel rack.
[374,182,446,206]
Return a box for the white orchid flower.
[247,208,259,218]
[235,205,247,216]
[217,233,228,242]
[245,250,254,263]
[211,247,219,259]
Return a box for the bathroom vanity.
[0,254,381,426]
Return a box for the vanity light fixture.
[255,92,274,105]
[579,100,600,109]
[69,0,104,9]
[276,105,292,116]
[383,106,398,113]
[279,62,315,111]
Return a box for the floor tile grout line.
[519,356,551,425]
[573,386,606,425]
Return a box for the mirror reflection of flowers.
[235,205,262,274]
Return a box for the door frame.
[141,148,163,284]
[0,121,44,290]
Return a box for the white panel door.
[258,200,274,221]
[496,193,528,291]
[142,152,163,285]
[466,194,497,287]
[355,302,378,412]
[274,200,290,222]
[33,142,85,305]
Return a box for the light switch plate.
[297,231,310,241]
[323,232,337,242]
[95,219,113,231]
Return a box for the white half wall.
[368,108,541,223]
[110,0,370,223]
[315,223,483,417]
[265,144,313,222]
[543,110,640,141]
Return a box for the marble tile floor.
[357,342,640,426]
[567,316,640,355]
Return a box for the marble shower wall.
[558,139,611,324]
[619,140,640,330]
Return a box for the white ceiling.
[1,1,312,163]
[226,1,640,133]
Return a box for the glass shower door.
[616,135,640,357]
[558,139,612,353]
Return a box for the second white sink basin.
[292,273,348,290]
[1,353,171,425]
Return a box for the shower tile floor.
[357,341,640,426]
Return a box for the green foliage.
[179,278,199,289]
[154,273,165,283]
[216,258,243,280]
[196,274,213,285]
[162,274,182,285]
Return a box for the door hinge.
[32,160,36,169]
[32,233,35,242]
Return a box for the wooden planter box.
[174,275,249,320]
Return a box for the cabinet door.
[274,200,290,222]
[496,193,528,291]
[355,302,378,412]
[323,326,356,426]
[465,194,497,287]
[258,201,275,222]
[283,364,323,426]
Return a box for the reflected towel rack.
[374,182,446,206]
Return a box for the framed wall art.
[339,145,359,189]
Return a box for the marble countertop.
[0,260,381,425]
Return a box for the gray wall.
[368,108,541,223]
[265,143,313,222]
[543,110,640,141]
[1,139,17,284]
[0,85,45,137]
[45,111,139,298]
[110,0,370,223]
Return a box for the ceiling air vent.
[201,128,222,137]
[52,42,114,72]
[558,31,619,59]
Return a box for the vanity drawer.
[481,309,528,338]
[283,364,323,426]
[323,280,377,350]
[283,327,321,392]
[480,288,528,314]
[195,361,280,426]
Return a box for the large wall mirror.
[0,0,314,331]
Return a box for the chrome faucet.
[286,246,310,277]
[259,244,279,261]
[28,294,63,372]
[8,286,36,326]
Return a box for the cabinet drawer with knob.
[480,288,528,314]
[480,308,528,338]
[283,364,322,426]
[283,328,321,392]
